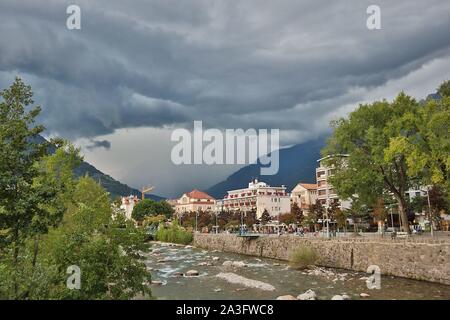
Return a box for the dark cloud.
[86,139,111,151]
[0,0,449,143]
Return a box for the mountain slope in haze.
[206,136,326,199]
[33,135,165,201]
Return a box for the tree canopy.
[323,82,449,233]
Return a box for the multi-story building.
[290,183,318,211]
[120,195,140,220]
[315,155,351,210]
[222,179,290,218]
[175,189,216,215]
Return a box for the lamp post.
[423,188,434,237]
[195,210,199,233]
[240,211,244,235]
[390,206,394,231]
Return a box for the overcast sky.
[1,0,449,197]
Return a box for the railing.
[206,231,450,244]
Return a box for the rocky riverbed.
[143,242,450,300]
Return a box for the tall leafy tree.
[0,77,56,297]
[260,209,271,224]
[323,93,424,233]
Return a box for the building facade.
[222,180,290,218]
[175,189,216,215]
[290,183,318,211]
[120,195,140,220]
[315,155,351,210]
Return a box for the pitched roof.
[298,183,318,190]
[186,189,215,200]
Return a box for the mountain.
[34,135,165,201]
[205,136,327,198]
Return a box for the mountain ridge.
[35,135,165,201]
[205,136,327,198]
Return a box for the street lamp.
[195,210,199,233]
[240,211,244,235]
[422,188,434,237]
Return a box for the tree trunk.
[397,197,411,234]
[31,235,40,270]
[12,227,19,298]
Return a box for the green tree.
[304,201,323,231]
[0,77,69,297]
[42,177,151,299]
[323,93,425,233]
[437,80,450,98]
[132,199,158,222]
[260,209,271,224]
[279,212,296,224]
[291,202,304,224]
[155,201,175,218]
[132,199,174,222]
[245,209,258,227]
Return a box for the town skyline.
[1,0,450,197]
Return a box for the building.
[222,179,290,218]
[290,183,318,211]
[175,189,216,215]
[120,195,140,220]
[316,155,351,210]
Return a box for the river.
[144,242,450,300]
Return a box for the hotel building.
[290,183,318,211]
[175,189,216,215]
[222,179,290,218]
[316,155,351,210]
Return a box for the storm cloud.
[1,0,449,196]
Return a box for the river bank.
[144,242,450,300]
[193,234,450,285]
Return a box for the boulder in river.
[212,257,220,261]
[331,295,344,300]
[185,270,199,277]
[276,295,297,300]
[151,280,165,286]
[222,260,247,268]
[297,289,317,300]
[216,272,275,291]
[360,293,370,298]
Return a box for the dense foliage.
[0,78,151,300]
[323,83,449,233]
[155,220,193,245]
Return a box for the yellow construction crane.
[141,185,155,200]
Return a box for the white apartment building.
[290,183,318,211]
[120,195,140,220]
[222,179,290,218]
[175,189,216,215]
[316,155,351,210]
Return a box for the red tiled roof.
[186,189,215,200]
[299,183,318,190]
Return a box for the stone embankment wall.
[193,234,450,285]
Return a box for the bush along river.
[143,242,450,300]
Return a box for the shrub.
[289,245,318,270]
[155,220,193,245]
